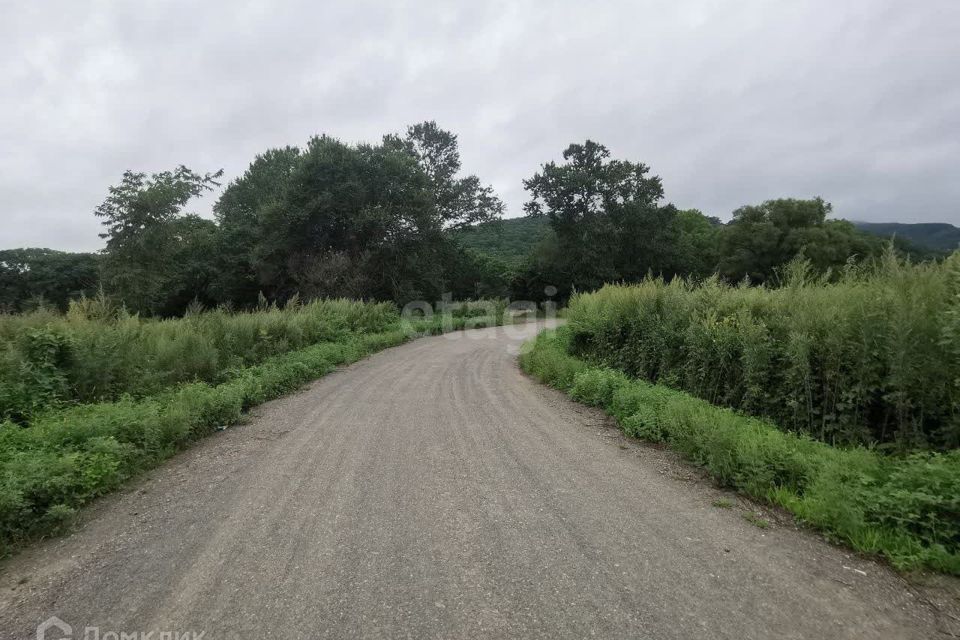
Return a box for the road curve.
[1,321,957,639]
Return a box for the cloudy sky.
[2,0,958,252]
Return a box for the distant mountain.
[851,222,960,253]
[453,216,552,264]
[454,216,959,268]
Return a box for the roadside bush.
[518,328,586,390]
[570,368,631,408]
[565,251,960,450]
[522,328,960,574]
[0,299,400,422]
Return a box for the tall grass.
[0,295,400,422]
[565,251,960,450]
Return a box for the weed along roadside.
[0,298,540,556]
[519,327,960,575]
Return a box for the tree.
[672,209,722,279]
[384,121,504,230]
[0,249,100,312]
[95,166,222,314]
[717,198,879,283]
[96,166,222,247]
[213,147,301,306]
[522,140,678,297]
[214,124,504,305]
[239,135,466,303]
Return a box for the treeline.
[93,123,507,316]
[0,249,100,313]
[0,129,944,315]
[509,142,938,300]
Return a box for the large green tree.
[717,198,879,283]
[672,209,722,279]
[212,147,302,305]
[95,166,222,315]
[522,141,678,297]
[383,121,504,230]
[253,135,445,302]
[215,123,503,305]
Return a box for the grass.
[0,295,401,423]
[743,512,771,529]
[564,251,960,450]
[520,328,960,575]
[712,498,733,509]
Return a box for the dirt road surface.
[2,322,958,639]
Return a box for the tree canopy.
[0,128,946,315]
[717,198,879,283]
[211,122,504,306]
[522,140,680,297]
[94,167,222,315]
[0,249,100,312]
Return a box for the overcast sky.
[2,0,958,252]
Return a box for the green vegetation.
[718,199,877,284]
[0,296,400,424]
[564,253,960,450]
[1,133,947,314]
[743,513,771,529]
[518,140,682,299]
[453,216,554,265]
[0,249,100,313]
[92,122,503,316]
[712,498,733,509]
[508,143,915,301]
[854,221,960,254]
[520,328,960,574]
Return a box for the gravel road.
[2,321,957,639]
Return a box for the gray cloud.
[2,0,958,251]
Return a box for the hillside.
[852,221,960,252]
[454,217,957,267]
[453,216,552,264]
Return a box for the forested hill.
[454,215,957,265]
[452,216,552,264]
[852,221,960,252]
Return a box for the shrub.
[0,299,401,422]
[564,252,960,450]
[570,368,631,407]
[519,330,587,390]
